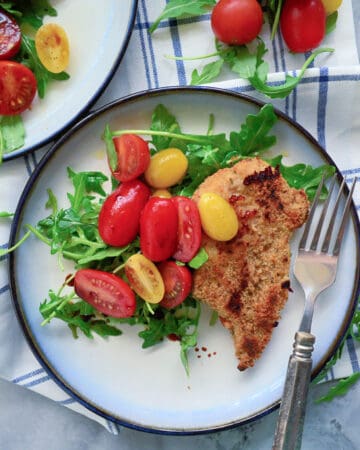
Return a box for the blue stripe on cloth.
[12,368,45,384]
[346,336,360,372]
[0,284,9,295]
[135,7,152,88]
[57,398,76,406]
[139,0,159,88]
[23,375,51,388]
[23,154,33,177]
[168,19,187,85]
[316,66,329,148]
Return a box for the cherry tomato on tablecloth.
[210,0,263,46]
[140,197,178,262]
[0,10,21,59]
[171,196,202,263]
[0,61,37,115]
[280,0,326,53]
[98,179,151,247]
[159,261,192,309]
[74,269,136,318]
[111,134,151,183]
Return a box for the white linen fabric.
[0,0,359,434]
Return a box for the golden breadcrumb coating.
[192,157,309,371]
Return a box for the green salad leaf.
[149,0,216,33]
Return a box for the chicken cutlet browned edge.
[192,157,309,371]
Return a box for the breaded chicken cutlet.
[192,157,309,371]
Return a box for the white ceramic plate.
[3,0,137,161]
[9,88,360,434]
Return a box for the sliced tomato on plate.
[111,134,151,182]
[0,10,21,60]
[159,261,192,309]
[74,269,136,318]
[0,61,37,115]
[171,196,202,263]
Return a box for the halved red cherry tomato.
[211,0,263,45]
[280,0,326,53]
[0,10,21,59]
[0,61,37,115]
[74,269,136,318]
[171,196,202,263]
[98,179,151,247]
[111,134,151,183]
[159,261,192,309]
[140,197,178,262]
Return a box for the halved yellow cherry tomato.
[124,254,165,304]
[35,23,70,73]
[198,192,239,241]
[152,188,172,198]
[321,0,342,15]
[145,148,188,189]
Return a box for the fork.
[272,174,357,450]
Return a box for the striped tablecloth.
[0,0,359,434]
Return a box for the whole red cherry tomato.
[140,197,178,262]
[0,61,37,116]
[74,269,136,318]
[159,261,192,309]
[0,10,21,59]
[280,0,326,53]
[98,179,150,247]
[171,196,202,263]
[111,134,151,183]
[211,0,263,45]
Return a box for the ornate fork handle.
[272,331,316,450]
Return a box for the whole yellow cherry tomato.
[198,192,238,241]
[321,0,342,15]
[124,254,164,304]
[35,23,70,73]
[145,148,188,189]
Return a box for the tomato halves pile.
[0,8,70,115]
[74,133,239,319]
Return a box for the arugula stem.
[0,230,31,256]
[165,51,221,61]
[270,0,283,41]
[112,129,213,144]
[299,47,335,78]
[41,292,75,326]
[26,224,51,246]
[112,262,126,274]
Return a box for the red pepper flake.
[168,334,180,341]
[195,347,199,352]
[208,353,212,358]
[213,352,217,355]
[197,355,201,359]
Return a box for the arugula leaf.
[191,59,224,85]
[326,11,338,35]
[149,0,215,33]
[17,35,70,99]
[315,373,360,403]
[0,211,14,218]
[249,46,335,99]
[267,155,336,200]
[0,115,25,161]
[103,125,117,172]
[188,247,209,269]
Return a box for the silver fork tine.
[310,174,337,251]
[298,175,325,250]
[321,178,346,253]
[332,177,357,256]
